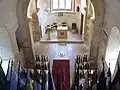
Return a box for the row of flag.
[88,58,112,90]
[1,54,119,90]
[97,59,112,90]
[71,55,90,90]
[75,55,89,70]
[35,55,48,62]
[72,55,113,90]
[0,55,54,90]
[35,55,48,70]
[76,55,88,64]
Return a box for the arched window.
[105,26,120,74]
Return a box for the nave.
[1,41,120,90]
[0,53,117,90]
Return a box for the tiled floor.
[34,42,89,85]
[40,30,83,43]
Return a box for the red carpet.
[52,60,70,90]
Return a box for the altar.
[57,26,68,38]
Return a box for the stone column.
[16,0,35,68]
[88,0,105,69]
[31,12,42,42]
[8,31,19,57]
[83,0,89,42]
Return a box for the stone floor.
[40,30,83,43]
[34,42,89,85]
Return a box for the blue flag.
[18,70,26,90]
[6,60,26,90]
[0,63,6,90]
[17,60,26,90]
[6,64,18,90]
[97,62,106,90]
[10,69,18,90]
[33,80,41,90]
[26,69,33,90]
[5,60,18,90]
[48,63,54,90]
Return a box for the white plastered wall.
[37,0,81,37]
[0,0,19,73]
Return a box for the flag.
[41,70,47,90]
[71,63,79,90]
[34,68,40,84]
[6,60,18,90]
[48,63,54,90]
[33,80,41,90]
[0,61,6,90]
[74,68,79,90]
[33,68,41,90]
[71,72,75,90]
[19,69,26,90]
[97,62,106,90]
[106,63,112,90]
[26,69,33,90]
[91,68,97,90]
[17,60,26,90]
[10,68,18,90]
[5,60,11,90]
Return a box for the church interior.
[0,0,120,90]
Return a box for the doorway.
[80,13,84,35]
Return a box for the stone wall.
[98,0,120,72]
[102,0,120,80]
[89,0,120,83]
[37,0,82,37]
[0,0,19,59]
[16,0,35,68]
[89,0,106,69]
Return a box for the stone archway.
[15,0,106,68]
[16,0,35,68]
[105,26,120,74]
[88,0,106,68]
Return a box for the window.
[52,0,72,10]
[105,26,120,74]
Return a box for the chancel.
[0,0,120,90]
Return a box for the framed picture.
[58,12,63,16]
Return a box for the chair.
[51,23,57,30]
[62,22,67,27]
[45,25,51,34]
[71,23,78,33]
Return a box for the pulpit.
[57,26,68,39]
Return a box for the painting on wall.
[58,12,63,16]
